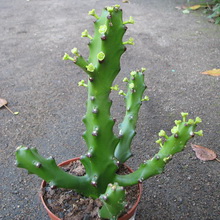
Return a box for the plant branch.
[114,69,147,163]
[15,146,99,197]
[114,116,202,186]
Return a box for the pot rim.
[40,157,142,220]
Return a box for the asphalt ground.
[0,0,219,219]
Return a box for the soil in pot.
[41,160,141,220]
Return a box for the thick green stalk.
[15,5,204,218]
[15,146,98,197]
[115,69,147,163]
[99,183,126,220]
[79,6,130,194]
[114,115,203,186]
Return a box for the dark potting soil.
[42,160,140,220]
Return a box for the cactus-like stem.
[99,182,126,220]
[63,53,89,74]
[115,69,147,163]
[79,6,130,194]
[15,146,99,197]
[16,5,204,219]
[114,114,203,186]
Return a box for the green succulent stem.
[15,146,98,197]
[115,70,147,163]
[15,5,203,219]
[72,55,90,74]
[79,6,128,194]
[99,183,126,219]
[114,119,201,186]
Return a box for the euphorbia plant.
[15,5,203,220]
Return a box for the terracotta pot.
[40,157,142,220]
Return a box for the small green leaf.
[114,5,121,8]
[215,17,220,24]
[171,126,178,134]
[130,71,136,76]
[123,37,134,45]
[81,30,93,39]
[119,90,126,96]
[107,7,114,12]
[123,16,135,24]
[195,117,202,124]
[129,83,135,89]
[78,80,88,87]
[88,9,99,19]
[163,155,172,163]
[86,63,95,72]
[71,48,80,56]
[110,85,119,91]
[123,77,129,82]
[158,130,166,137]
[194,130,203,136]
[182,9,190,14]
[181,112,188,122]
[174,120,182,126]
[63,53,70,60]
[63,53,75,62]
[81,29,89,37]
[156,138,163,147]
[141,96,149,101]
[187,119,195,125]
[141,67,146,72]
[99,25,107,34]
[97,52,105,61]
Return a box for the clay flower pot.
[40,157,142,220]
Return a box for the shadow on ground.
[0,0,219,219]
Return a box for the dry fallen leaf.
[175,6,182,10]
[0,98,19,115]
[191,144,219,161]
[0,98,8,107]
[177,5,188,10]
[189,5,202,10]
[201,69,220,76]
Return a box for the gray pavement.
[0,0,219,219]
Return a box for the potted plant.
[15,5,203,220]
